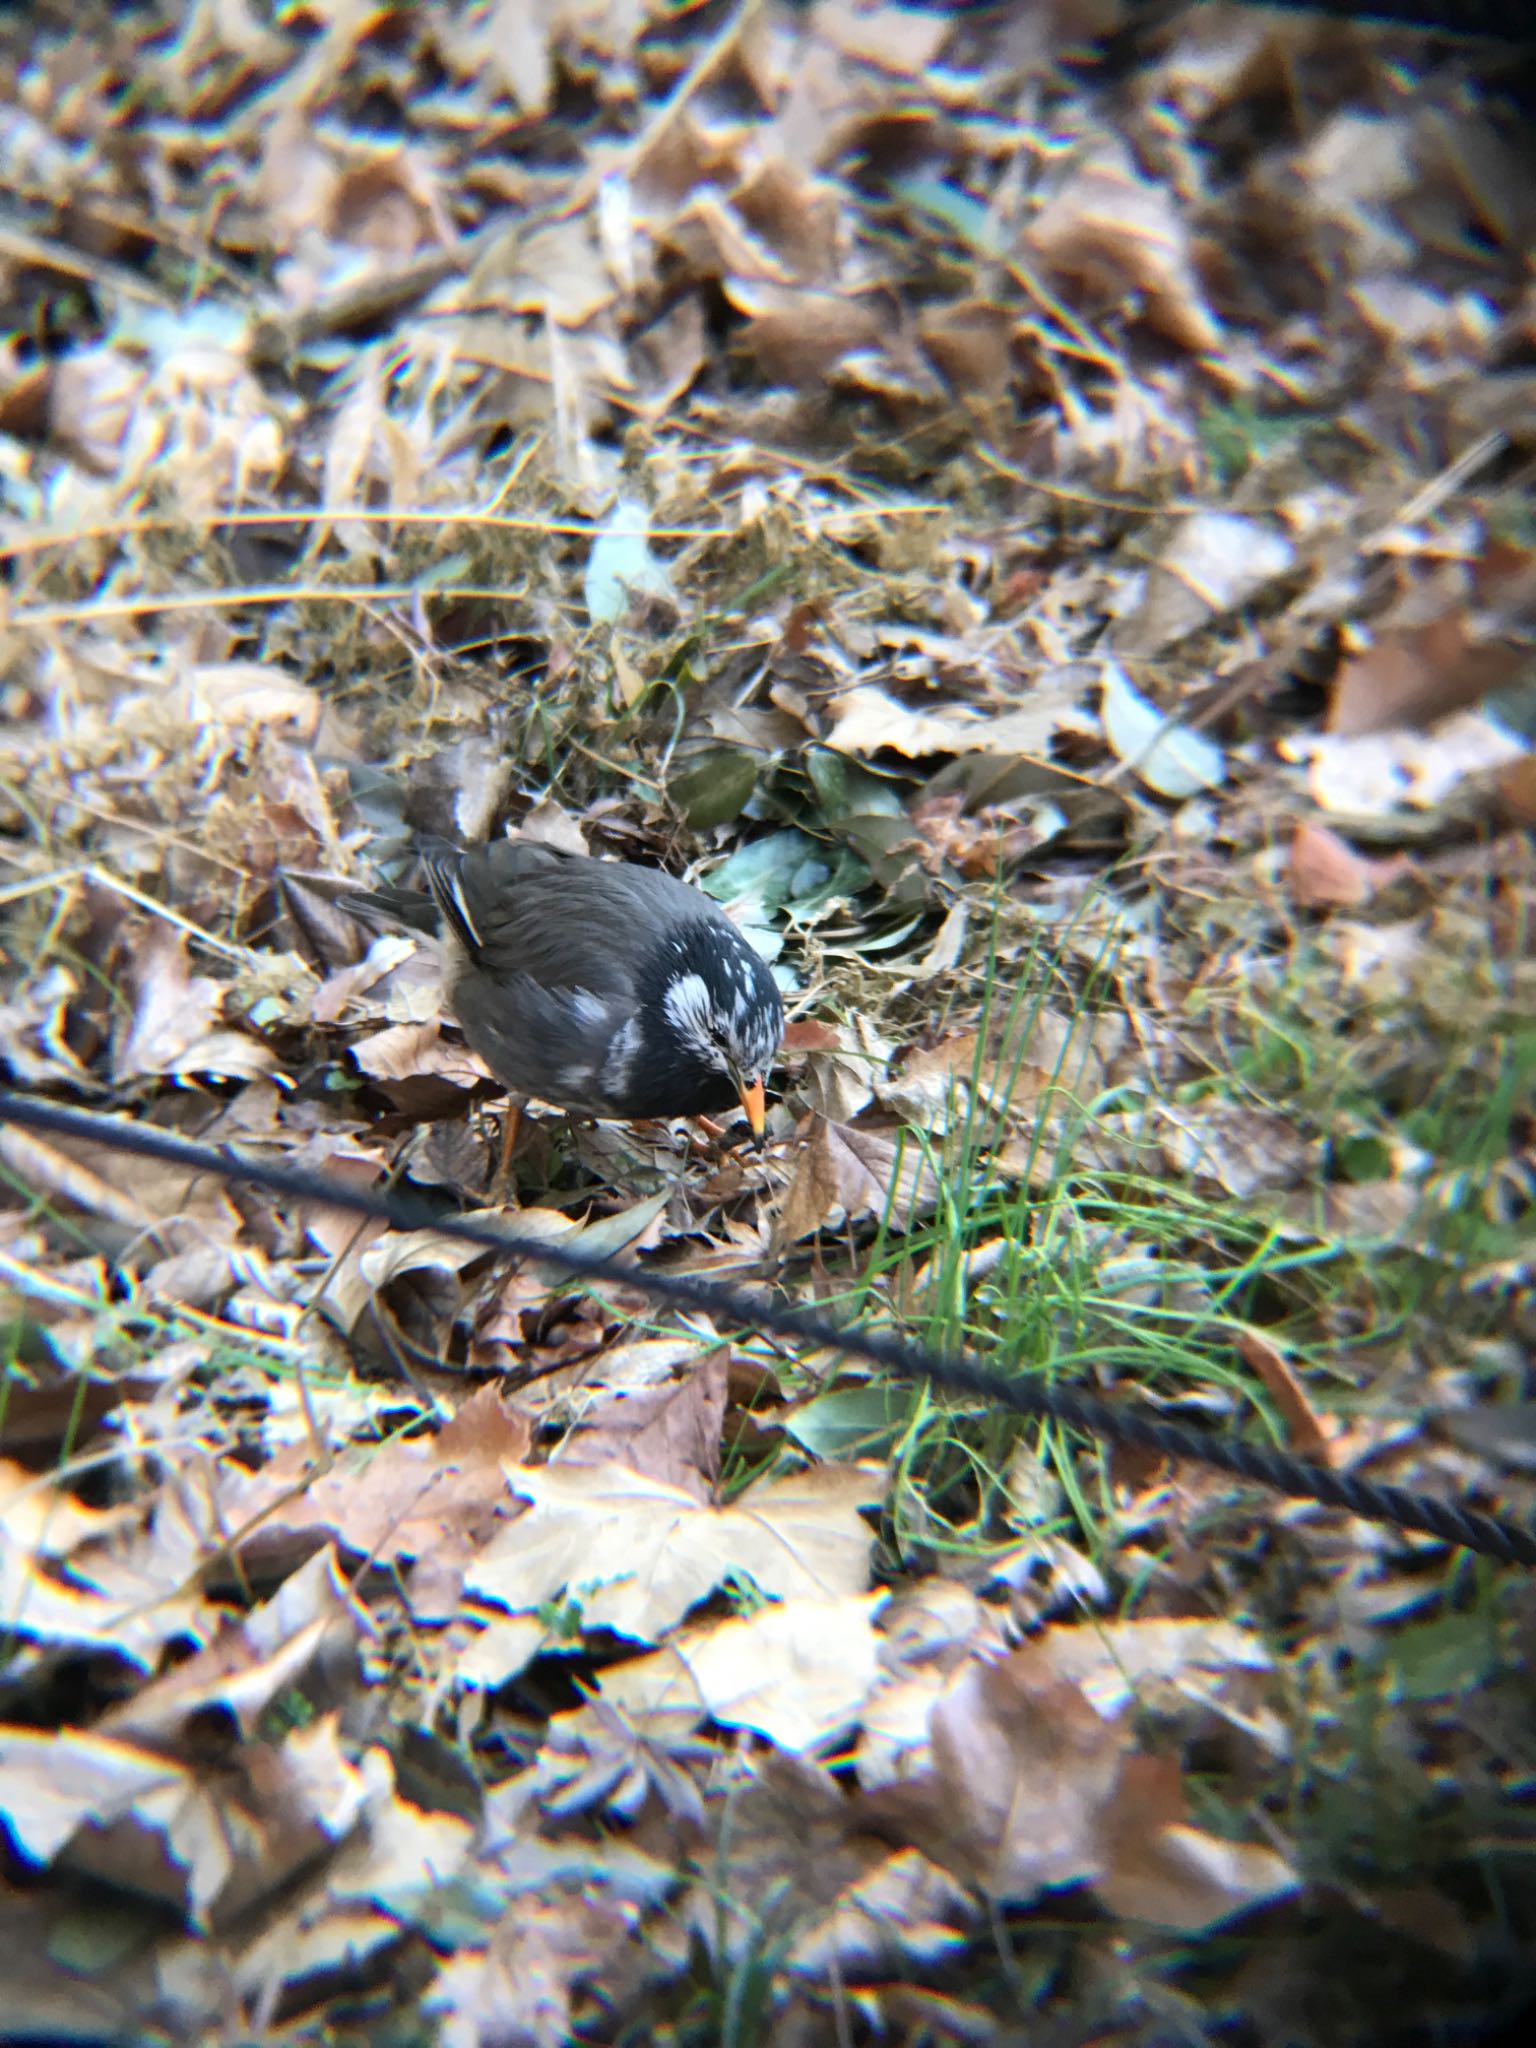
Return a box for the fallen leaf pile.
[2,2,1535,2041]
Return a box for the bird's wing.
[448,963,634,1110]
[431,840,725,998]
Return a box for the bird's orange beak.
[737,1075,767,1145]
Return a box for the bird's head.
[635,921,783,1137]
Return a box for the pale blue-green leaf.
[585,497,674,623]
[786,1384,911,1459]
[892,173,1001,256]
[805,747,907,823]
[701,829,823,910]
[1099,660,1225,799]
[115,299,249,360]
[567,1189,673,1259]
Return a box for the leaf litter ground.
[1,3,1535,2044]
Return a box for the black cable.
[1241,0,1535,38]
[2,1089,1533,1568]
[1124,0,1536,41]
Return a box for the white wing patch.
[570,989,608,1026]
[602,1015,643,1096]
[446,871,483,949]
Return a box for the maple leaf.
[465,1461,883,1649]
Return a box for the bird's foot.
[490,1098,523,1206]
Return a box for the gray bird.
[354,839,784,1139]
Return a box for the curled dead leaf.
[1233,1325,1337,1466]
[1283,713,1528,818]
[1096,1755,1298,1931]
[1288,820,1412,909]
[1329,612,1524,736]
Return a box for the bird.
[351,837,784,1143]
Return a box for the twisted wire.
[2,1090,1532,1567]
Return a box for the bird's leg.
[491,1095,523,1205]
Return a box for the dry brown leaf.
[0,965,92,1088]
[1029,1617,1276,1731]
[917,300,1015,402]
[728,280,888,386]
[560,1352,727,1500]
[632,292,708,416]
[0,1124,158,1228]
[824,687,985,759]
[778,1116,940,1239]
[1153,1099,1316,1199]
[1329,613,1525,736]
[873,1647,1134,1902]
[348,1015,490,1087]
[175,661,322,738]
[0,1459,137,1563]
[913,899,969,980]
[484,0,557,113]
[99,1547,369,1748]
[1325,917,1426,1000]
[863,1620,1288,1915]
[465,1459,883,1645]
[45,346,145,473]
[672,188,801,286]
[258,102,338,245]
[672,1591,887,1753]
[513,799,591,855]
[426,1886,662,2048]
[512,213,616,328]
[0,1466,209,1666]
[328,154,447,263]
[1096,1755,1298,1931]
[880,1005,1123,1133]
[232,1387,532,1612]
[532,1687,709,1826]
[1233,1325,1338,1466]
[878,1579,998,1681]
[733,156,842,283]
[781,1018,848,1054]
[1300,107,1416,214]
[680,1751,970,1981]
[593,1641,709,1723]
[824,680,1092,761]
[1495,751,1536,827]
[1288,821,1411,909]
[1025,141,1222,355]
[791,1015,892,1124]
[0,1711,369,1927]
[110,925,223,1083]
[1276,1176,1427,1248]
[1117,512,1295,655]
[817,0,951,75]
[235,1760,473,2002]
[455,1612,564,1693]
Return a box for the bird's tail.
[342,880,441,935]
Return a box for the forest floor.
[1,4,1534,2044]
